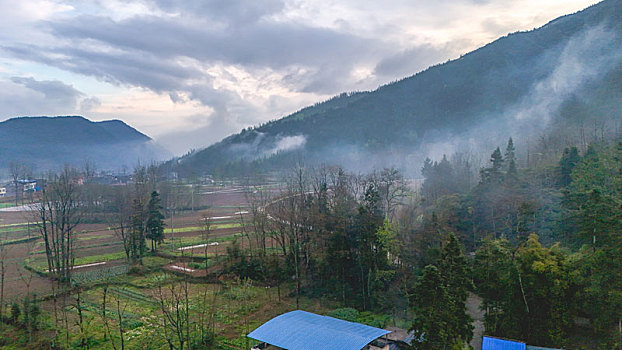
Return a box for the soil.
[467,292,485,349]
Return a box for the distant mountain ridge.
[0,116,170,171]
[171,0,622,177]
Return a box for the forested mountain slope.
[0,116,170,171]
[172,0,622,177]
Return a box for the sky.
[0,0,598,155]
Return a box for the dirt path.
[467,292,485,350]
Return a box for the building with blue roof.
[482,336,526,350]
[482,336,563,350]
[247,310,392,350]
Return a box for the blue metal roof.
[483,336,526,350]
[247,310,391,350]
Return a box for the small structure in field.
[0,187,6,196]
[247,310,391,350]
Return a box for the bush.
[9,303,20,325]
[327,308,359,322]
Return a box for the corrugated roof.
[483,336,526,350]
[247,310,391,350]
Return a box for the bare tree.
[375,167,408,221]
[109,185,133,262]
[35,166,83,283]
[245,186,272,256]
[155,275,191,350]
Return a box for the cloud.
[409,25,622,170]
[149,0,285,25]
[11,76,83,107]
[80,96,102,113]
[1,76,88,117]
[266,134,306,155]
[509,26,621,129]
[0,78,79,117]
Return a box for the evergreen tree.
[438,234,474,346]
[557,147,580,187]
[480,147,504,184]
[409,235,473,349]
[409,265,454,349]
[146,191,166,252]
[505,138,516,171]
[491,147,504,172]
[565,143,622,344]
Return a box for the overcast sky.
[0,0,598,154]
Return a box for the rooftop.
[247,310,391,350]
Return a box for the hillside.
[0,116,170,171]
[171,0,622,177]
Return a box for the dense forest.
[202,133,621,348]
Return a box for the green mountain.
[172,0,622,177]
[0,116,170,171]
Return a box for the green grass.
[0,226,33,234]
[160,233,242,257]
[0,221,40,228]
[27,251,129,273]
[164,223,242,234]
[32,241,123,254]
[73,252,127,266]
[0,236,37,246]
[77,233,115,241]
[164,232,243,247]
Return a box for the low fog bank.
[0,140,172,176]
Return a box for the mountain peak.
[0,115,167,171]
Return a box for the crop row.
[72,265,129,286]
[109,287,156,305]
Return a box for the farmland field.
[0,182,356,349]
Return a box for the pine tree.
[409,235,474,349]
[491,147,504,171]
[146,191,165,252]
[409,265,453,349]
[480,147,504,184]
[504,138,515,165]
[438,234,474,347]
[557,147,580,187]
